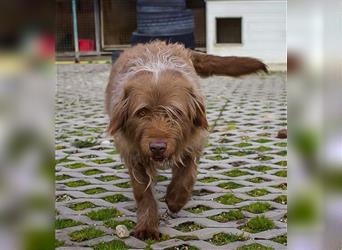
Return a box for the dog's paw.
[132,227,161,240]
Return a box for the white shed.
[205,0,286,65]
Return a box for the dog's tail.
[190,51,268,77]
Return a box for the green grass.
[97,175,120,182]
[55,239,64,248]
[254,139,272,143]
[104,219,136,230]
[83,169,104,175]
[185,205,212,214]
[55,218,82,229]
[157,175,168,182]
[92,158,115,164]
[254,146,273,152]
[174,222,204,232]
[223,169,250,177]
[247,177,270,183]
[173,235,199,241]
[86,208,123,221]
[199,177,219,183]
[271,234,287,245]
[247,188,270,197]
[274,150,287,156]
[208,210,245,222]
[274,142,287,147]
[55,145,65,150]
[241,216,275,233]
[84,187,107,195]
[206,155,229,160]
[243,202,272,214]
[217,182,244,189]
[234,142,252,148]
[192,189,214,196]
[254,155,273,161]
[56,174,72,181]
[65,180,90,187]
[115,182,131,188]
[249,165,273,172]
[69,201,96,211]
[272,183,287,190]
[237,243,274,250]
[274,170,287,177]
[69,226,105,242]
[72,138,98,148]
[229,151,254,156]
[209,232,248,246]
[55,155,71,165]
[165,245,199,250]
[214,194,243,205]
[65,162,87,169]
[274,195,287,204]
[94,240,128,250]
[275,160,287,166]
[213,147,230,154]
[102,194,130,203]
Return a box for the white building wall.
[206,0,286,64]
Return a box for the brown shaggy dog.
[105,41,266,240]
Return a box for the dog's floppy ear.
[189,90,208,130]
[107,95,128,136]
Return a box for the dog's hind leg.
[128,166,160,240]
[166,157,197,213]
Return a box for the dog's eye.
[137,109,146,118]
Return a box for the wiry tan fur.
[105,41,267,240]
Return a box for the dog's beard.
[151,158,173,170]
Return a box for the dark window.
[216,17,242,44]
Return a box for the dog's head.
[108,70,208,162]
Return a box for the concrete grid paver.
[56,64,287,250]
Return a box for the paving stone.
[56,65,287,249]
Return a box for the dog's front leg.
[128,166,160,240]
[166,157,197,214]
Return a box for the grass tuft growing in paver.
[213,147,230,154]
[185,205,212,214]
[174,222,204,232]
[69,226,105,242]
[69,201,96,211]
[56,174,72,181]
[237,243,274,250]
[274,150,287,156]
[83,187,107,195]
[94,240,128,250]
[192,189,214,196]
[272,234,287,245]
[274,142,287,147]
[254,146,273,152]
[97,175,120,182]
[274,170,287,177]
[65,180,90,187]
[65,162,87,169]
[86,208,123,220]
[247,177,270,183]
[214,194,243,205]
[55,239,64,248]
[173,235,199,241]
[243,202,272,214]
[254,155,274,161]
[274,195,287,204]
[157,175,168,182]
[115,182,131,188]
[234,142,253,148]
[275,160,287,166]
[249,165,273,173]
[272,183,287,190]
[92,158,115,164]
[104,219,136,230]
[247,188,270,197]
[223,169,250,177]
[199,177,219,183]
[55,218,82,229]
[209,232,248,246]
[82,169,104,175]
[72,138,98,148]
[218,181,244,189]
[208,210,245,222]
[102,194,130,203]
[241,215,275,233]
[165,245,199,250]
[254,138,272,143]
[206,155,229,160]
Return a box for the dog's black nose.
[149,142,166,154]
